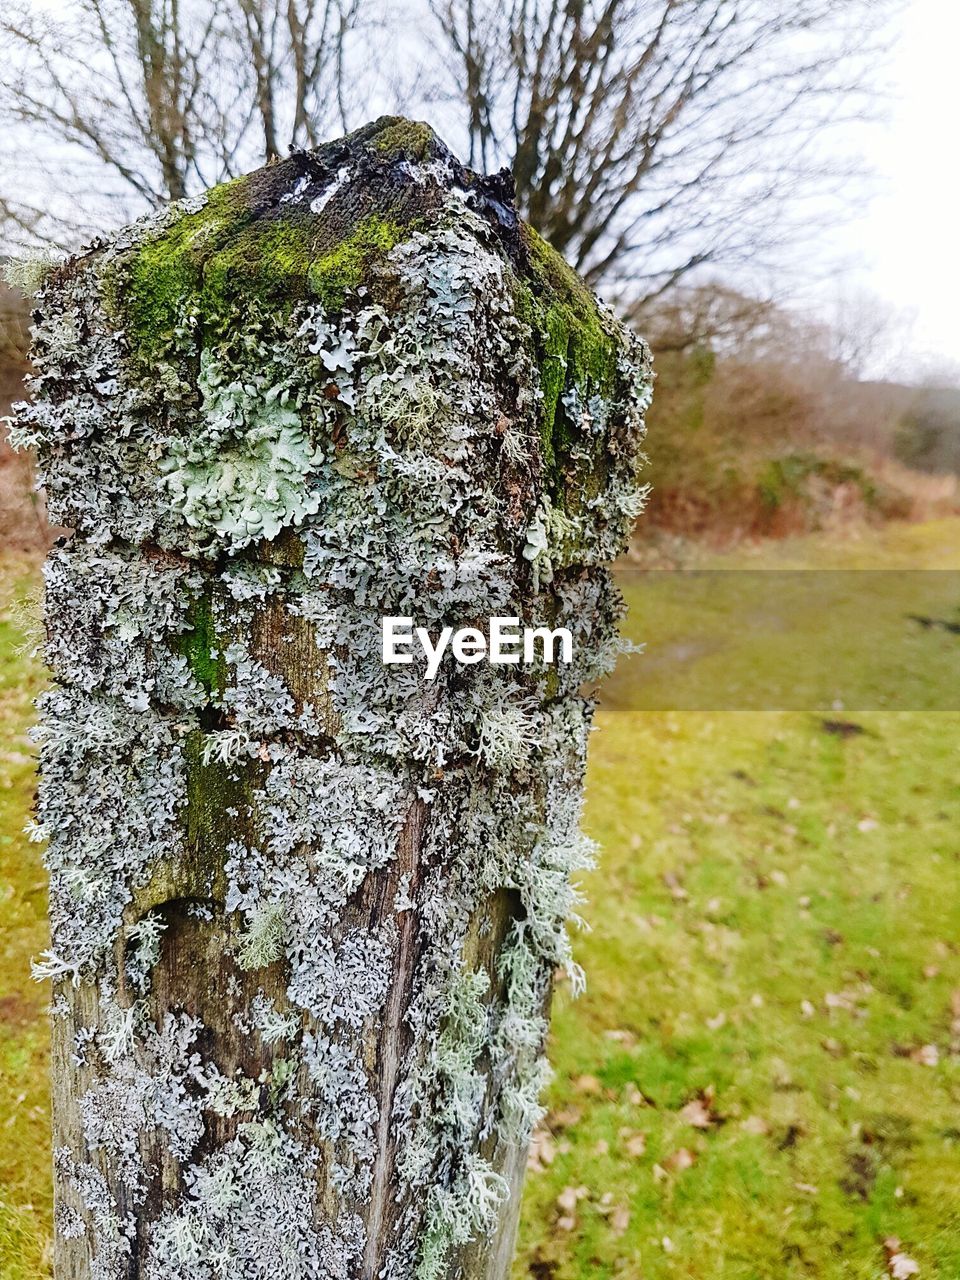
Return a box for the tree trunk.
[22,116,652,1280]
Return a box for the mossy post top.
[117,115,527,348]
[31,114,651,565]
[108,113,610,358]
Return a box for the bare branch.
[423,0,902,302]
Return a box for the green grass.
[1,521,959,1278]
[0,555,50,1278]
[516,519,960,1279]
[607,533,960,713]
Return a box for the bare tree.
[0,0,370,246]
[235,0,366,157]
[1,0,899,290]
[635,282,784,356]
[827,286,906,379]
[423,0,899,299]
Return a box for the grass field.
[0,553,49,1279]
[609,520,960,715]
[1,521,959,1278]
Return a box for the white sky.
[9,0,955,381]
[823,0,959,376]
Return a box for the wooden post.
[23,117,651,1279]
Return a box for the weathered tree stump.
[22,117,651,1279]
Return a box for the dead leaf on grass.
[549,1105,582,1129]
[610,1205,630,1236]
[556,1185,589,1215]
[555,1185,589,1229]
[884,1238,920,1278]
[911,1044,939,1066]
[604,1029,636,1045]
[741,1115,770,1135]
[527,1129,556,1172]
[663,870,688,901]
[623,1082,650,1107]
[680,1086,719,1129]
[622,1131,647,1157]
[680,1098,712,1129]
[664,1147,696,1172]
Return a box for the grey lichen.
[14,116,652,1279]
[2,251,63,296]
[160,355,325,548]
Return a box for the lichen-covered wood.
[16,116,652,1280]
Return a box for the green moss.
[119,195,410,359]
[114,165,415,360]
[199,212,410,332]
[372,119,437,163]
[199,218,319,333]
[538,305,574,463]
[125,727,260,914]
[177,589,227,696]
[307,215,406,311]
[117,180,248,360]
[204,210,410,319]
[519,226,621,476]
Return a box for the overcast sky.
[7,0,954,381]
[827,0,958,376]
